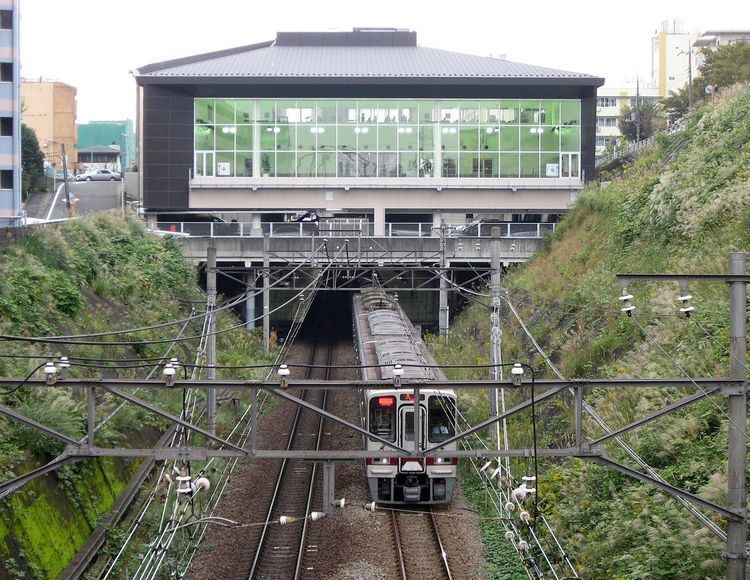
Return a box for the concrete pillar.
[439,267,449,339]
[245,270,256,330]
[374,206,385,236]
[263,235,270,354]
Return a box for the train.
[353,286,457,505]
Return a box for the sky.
[19,0,750,123]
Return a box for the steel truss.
[0,375,745,524]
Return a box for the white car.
[76,169,122,182]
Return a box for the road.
[45,180,123,220]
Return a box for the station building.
[135,28,604,234]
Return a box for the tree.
[618,100,666,142]
[700,41,750,89]
[21,124,44,177]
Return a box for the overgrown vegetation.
[0,214,274,578]
[430,83,750,578]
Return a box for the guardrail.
[596,118,688,168]
[151,221,556,239]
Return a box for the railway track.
[247,294,336,579]
[390,508,453,580]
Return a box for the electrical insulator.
[364,502,377,512]
[310,512,326,521]
[163,363,176,386]
[505,501,516,513]
[678,294,695,317]
[333,498,346,509]
[176,475,192,496]
[279,515,291,525]
[512,487,527,503]
[480,460,493,473]
[518,540,530,552]
[519,510,531,524]
[44,361,58,385]
[277,364,290,388]
[504,531,515,541]
[58,357,70,379]
[619,291,635,317]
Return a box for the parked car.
[76,169,122,182]
[448,219,506,237]
[289,211,320,222]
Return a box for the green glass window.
[480,127,499,151]
[277,125,294,150]
[297,101,315,123]
[419,126,434,152]
[358,152,377,177]
[216,126,235,150]
[459,126,478,151]
[259,152,274,177]
[520,127,540,151]
[358,125,377,150]
[440,101,460,124]
[398,126,418,151]
[442,152,458,177]
[215,101,235,125]
[318,101,337,123]
[499,127,519,152]
[297,126,316,151]
[498,101,518,124]
[543,101,561,126]
[419,155,434,177]
[459,153,479,177]
[338,153,357,177]
[216,152,234,177]
[441,127,458,151]
[236,125,253,150]
[480,102,499,124]
[561,126,580,151]
[235,100,253,124]
[519,101,541,124]
[195,100,214,124]
[276,100,297,123]
[520,153,540,177]
[378,101,398,123]
[259,101,276,124]
[541,153,559,177]
[398,152,418,177]
[460,102,479,124]
[378,152,398,177]
[260,124,276,150]
[339,101,358,124]
[277,152,295,177]
[296,152,316,177]
[499,153,519,178]
[561,101,580,125]
[195,125,214,150]
[540,127,559,151]
[399,103,418,124]
[379,125,397,151]
[318,126,335,150]
[235,152,253,177]
[479,153,499,177]
[338,125,357,150]
[418,101,435,123]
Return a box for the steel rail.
[429,510,453,580]
[390,510,407,580]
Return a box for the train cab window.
[404,411,414,442]
[428,397,456,443]
[369,396,396,441]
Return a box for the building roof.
[136,29,603,86]
[77,145,121,155]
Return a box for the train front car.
[353,287,457,505]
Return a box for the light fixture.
[392,363,404,387]
[511,363,524,386]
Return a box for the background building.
[135,28,603,232]
[0,0,19,225]
[693,29,750,50]
[77,119,135,173]
[21,78,77,174]
[651,20,700,98]
[595,86,660,157]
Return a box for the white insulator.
[310,512,326,521]
[512,488,527,503]
[192,477,211,494]
[365,502,377,512]
[44,361,58,385]
[519,510,531,524]
[490,466,503,480]
[279,515,291,525]
[480,461,493,473]
[505,501,516,513]
[333,498,346,509]
[522,475,536,482]
[504,531,514,541]
[176,475,192,495]
[518,540,530,551]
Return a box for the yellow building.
[20,79,77,171]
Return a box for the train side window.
[428,396,456,443]
[369,396,396,442]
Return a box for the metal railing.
[596,117,688,168]
[150,221,556,239]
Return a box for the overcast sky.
[19,0,750,123]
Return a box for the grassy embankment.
[0,214,272,578]
[427,83,750,578]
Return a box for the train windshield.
[369,396,396,441]
[428,396,456,443]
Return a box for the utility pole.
[206,244,217,438]
[489,238,502,444]
[635,77,641,144]
[726,252,747,580]
[263,235,270,354]
[439,227,449,340]
[61,143,71,214]
[687,41,693,109]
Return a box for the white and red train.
[353,286,457,505]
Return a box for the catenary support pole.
[263,235,270,354]
[245,270,256,330]
[323,461,335,516]
[726,252,747,580]
[206,244,217,438]
[439,232,449,340]
[490,238,502,444]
